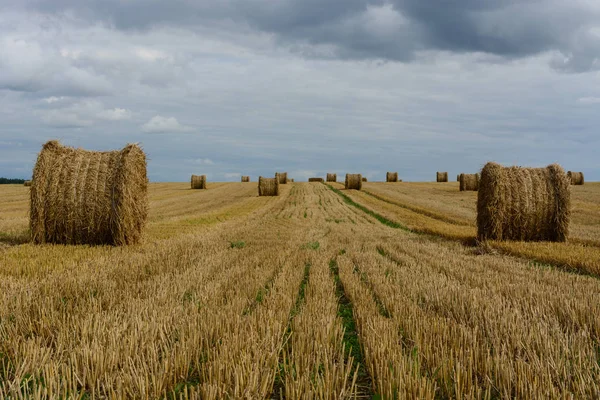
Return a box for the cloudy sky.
[1,0,599,182]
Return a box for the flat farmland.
[1,181,600,399]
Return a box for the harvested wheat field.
[2,180,600,399]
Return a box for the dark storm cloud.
[7,0,600,71]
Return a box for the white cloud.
[98,108,132,121]
[193,158,214,165]
[578,97,600,104]
[141,115,191,133]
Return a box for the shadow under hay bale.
[477,162,570,242]
[326,173,337,182]
[276,172,288,184]
[459,173,479,191]
[308,177,324,182]
[386,172,398,182]
[436,172,448,182]
[30,140,148,246]
[345,174,362,190]
[258,176,279,196]
[241,176,250,182]
[567,171,584,185]
[191,174,206,189]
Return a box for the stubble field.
[1,181,600,399]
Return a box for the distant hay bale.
[326,173,337,182]
[30,140,148,246]
[191,174,207,189]
[24,180,32,187]
[457,175,460,182]
[258,176,279,196]
[289,178,294,182]
[567,171,584,185]
[362,177,367,182]
[436,172,448,182]
[276,172,288,184]
[345,174,362,190]
[386,172,398,182]
[308,177,324,182]
[241,176,250,182]
[459,173,479,191]
[477,162,570,242]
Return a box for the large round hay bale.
[436,172,448,182]
[241,176,250,182]
[30,140,148,246]
[276,172,288,184]
[345,174,362,190]
[258,176,279,196]
[477,162,570,242]
[326,173,337,182]
[459,173,479,191]
[191,174,206,189]
[308,177,324,182]
[24,180,32,187]
[386,172,398,182]
[567,171,584,185]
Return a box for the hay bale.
[30,140,148,246]
[567,171,584,185]
[345,174,362,190]
[241,176,250,182]
[258,176,279,196]
[326,173,337,182]
[362,177,367,182]
[24,180,32,187]
[276,172,288,184]
[477,162,570,242]
[386,172,398,182]
[459,173,479,191]
[289,178,294,183]
[191,174,207,189]
[457,175,460,182]
[308,177,324,182]
[436,172,448,182]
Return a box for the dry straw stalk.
[436,172,448,182]
[191,174,207,189]
[241,176,250,182]
[276,172,288,184]
[30,140,148,245]
[386,172,398,182]
[567,171,584,185]
[258,176,280,196]
[308,177,324,182]
[477,162,570,242]
[459,173,479,191]
[345,174,363,190]
[326,173,337,182]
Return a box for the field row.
[1,182,599,398]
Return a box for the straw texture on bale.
[30,140,148,246]
[308,177,324,182]
[258,176,280,196]
[459,173,479,191]
[345,174,362,190]
[386,172,398,182]
[437,172,448,182]
[24,180,32,187]
[276,172,288,184]
[326,173,337,182]
[191,174,206,189]
[477,162,570,242]
[241,176,250,182]
[567,171,584,185]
